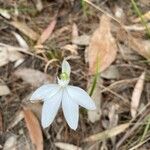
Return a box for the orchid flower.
[30,59,96,130]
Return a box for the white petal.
[67,86,96,110]
[30,84,60,101]
[41,89,63,128]
[62,89,79,130]
[62,59,71,76]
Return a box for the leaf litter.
[0,0,150,150]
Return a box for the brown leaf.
[37,18,57,45]
[131,72,145,118]
[3,135,17,150]
[87,14,118,74]
[23,107,43,150]
[72,35,90,46]
[84,123,130,142]
[0,110,3,134]
[72,23,79,42]
[55,142,82,150]
[62,44,78,55]
[10,21,39,41]
[0,44,23,67]
[14,68,53,87]
[0,84,10,96]
[12,31,29,49]
[128,35,150,59]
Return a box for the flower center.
[60,72,69,81]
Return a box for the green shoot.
[131,0,150,37]
[140,115,150,142]
[89,57,100,97]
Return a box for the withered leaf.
[87,14,118,74]
[23,107,43,150]
[131,72,145,118]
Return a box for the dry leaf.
[3,135,17,150]
[133,11,150,23]
[10,21,39,41]
[62,44,78,55]
[125,23,150,31]
[131,72,145,118]
[7,110,24,130]
[72,23,79,42]
[35,0,43,12]
[14,58,25,68]
[14,68,53,87]
[128,35,150,59]
[88,76,102,123]
[101,65,120,79]
[37,18,57,45]
[72,35,90,46]
[23,107,43,150]
[0,84,10,96]
[84,123,130,142]
[12,31,29,49]
[108,104,119,146]
[55,142,82,150]
[0,110,3,134]
[0,43,24,67]
[0,8,11,19]
[25,102,42,120]
[87,14,118,74]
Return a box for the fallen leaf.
[128,35,150,59]
[14,68,53,87]
[3,135,17,150]
[14,58,25,68]
[87,14,118,74]
[72,35,90,46]
[23,107,43,150]
[55,142,82,150]
[114,6,125,22]
[37,18,57,45]
[84,123,130,142]
[12,31,29,49]
[101,65,120,79]
[7,110,24,130]
[108,104,119,146]
[0,84,10,96]
[25,102,42,120]
[117,30,150,59]
[125,23,150,31]
[62,44,78,55]
[0,110,3,134]
[0,43,24,67]
[131,72,145,118]
[35,0,43,12]
[0,8,11,19]
[72,23,79,42]
[88,76,102,123]
[10,21,39,41]
[133,11,150,23]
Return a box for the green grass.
[89,58,100,97]
[131,0,150,37]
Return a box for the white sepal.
[67,86,96,110]
[30,84,60,102]
[62,90,79,130]
[42,89,63,128]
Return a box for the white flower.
[30,59,96,130]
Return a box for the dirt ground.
[0,0,150,150]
